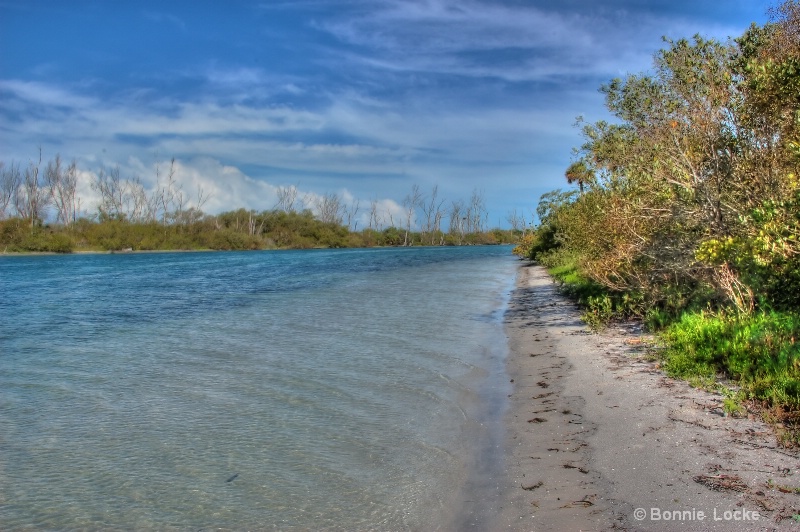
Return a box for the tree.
[465,188,488,234]
[46,155,79,226]
[154,158,181,225]
[448,199,465,245]
[368,197,383,230]
[276,185,299,213]
[93,166,128,221]
[402,184,422,246]
[548,2,800,313]
[345,197,360,231]
[421,184,446,244]
[14,152,50,228]
[314,192,344,225]
[0,162,21,219]
[506,208,526,234]
[564,159,594,194]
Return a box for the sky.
[0,0,772,229]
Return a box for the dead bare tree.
[421,184,446,244]
[276,185,299,213]
[434,201,447,245]
[186,185,211,224]
[93,160,177,224]
[314,192,344,224]
[15,152,50,228]
[93,166,128,220]
[154,158,180,225]
[245,210,265,236]
[506,208,525,234]
[46,155,79,226]
[449,199,465,245]
[0,162,21,219]
[466,188,488,234]
[345,197,360,231]
[368,198,383,230]
[128,177,152,222]
[402,184,423,246]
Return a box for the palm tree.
[564,159,594,194]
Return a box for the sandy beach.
[496,263,800,531]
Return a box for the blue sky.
[0,0,771,228]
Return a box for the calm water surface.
[0,246,516,530]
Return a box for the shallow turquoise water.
[0,246,516,530]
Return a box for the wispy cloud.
[0,79,96,109]
[143,10,187,32]
[314,0,755,82]
[0,0,770,224]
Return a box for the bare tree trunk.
[46,155,79,226]
[315,192,344,224]
[422,185,445,245]
[402,184,422,246]
[276,185,298,213]
[449,199,465,245]
[92,166,127,220]
[0,162,21,219]
[15,151,49,228]
[468,188,487,234]
[345,198,360,231]
[368,198,382,230]
[506,209,524,233]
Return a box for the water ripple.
[0,246,515,530]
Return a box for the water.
[0,246,517,530]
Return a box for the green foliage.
[203,229,262,251]
[518,2,800,417]
[534,1,799,314]
[1,207,510,253]
[512,189,576,260]
[695,191,800,311]
[662,311,800,408]
[512,231,549,259]
[539,252,644,330]
[555,19,799,313]
[0,219,74,253]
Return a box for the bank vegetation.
[0,156,513,253]
[515,1,800,443]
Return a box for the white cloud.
[0,0,767,227]
[315,0,753,82]
[0,72,597,224]
[0,80,96,109]
[143,11,187,32]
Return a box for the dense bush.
[521,1,800,424]
[0,219,74,253]
[1,210,510,253]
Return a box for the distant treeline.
[0,156,515,252]
[0,210,515,253]
[515,1,800,436]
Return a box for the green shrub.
[661,311,800,407]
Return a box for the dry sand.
[494,263,800,531]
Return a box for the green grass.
[543,254,644,331]
[661,310,800,409]
[538,247,800,444]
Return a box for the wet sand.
[495,263,799,531]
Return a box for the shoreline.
[0,248,217,256]
[496,263,799,530]
[0,243,513,257]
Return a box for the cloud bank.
[0,0,768,225]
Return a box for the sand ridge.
[496,263,800,531]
